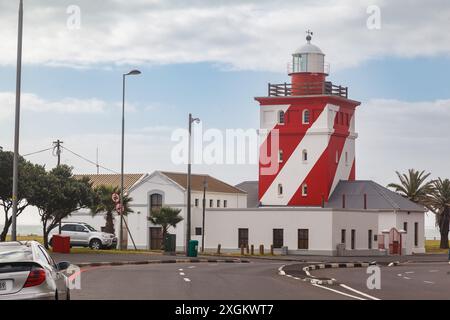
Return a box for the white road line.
[178,268,183,271]
[397,274,402,277]
[179,272,185,276]
[188,266,196,269]
[424,281,435,284]
[339,284,380,300]
[405,271,415,274]
[429,270,439,273]
[278,265,286,276]
[311,283,366,300]
[403,277,411,280]
[183,278,191,282]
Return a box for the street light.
[119,69,141,250]
[11,0,24,242]
[186,113,200,255]
[201,177,208,252]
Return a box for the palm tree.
[90,185,133,235]
[148,206,183,249]
[387,169,434,205]
[427,178,450,249]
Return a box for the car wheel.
[89,239,102,250]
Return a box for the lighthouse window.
[302,149,308,162]
[303,109,310,124]
[278,150,283,163]
[278,184,283,195]
[278,111,285,124]
[302,184,308,197]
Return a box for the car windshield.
[84,224,97,232]
[0,244,34,263]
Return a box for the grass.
[425,240,450,254]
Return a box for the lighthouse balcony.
[268,81,348,98]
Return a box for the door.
[73,225,90,245]
[238,228,248,249]
[149,227,163,250]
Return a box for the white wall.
[395,211,425,254]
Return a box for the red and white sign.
[112,193,120,204]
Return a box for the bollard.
[270,244,274,255]
[246,244,250,255]
[259,244,264,255]
[250,244,254,255]
[240,245,245,256]
[217,244,221,255]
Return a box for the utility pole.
[186,113,200,255]
[201,177,208,252]
[11,0,24,242]
[96,147,99,174]
[53,140,63,234]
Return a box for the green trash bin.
[188,240,199,257]
[164,234,176,253]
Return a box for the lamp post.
[11,0,24,242]
[201,177,208,252]
[119,69,141,250]
[186,113,200,255]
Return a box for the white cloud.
[0,0,449,71]
[0,92,108,117]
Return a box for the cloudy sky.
[0,0,449,226]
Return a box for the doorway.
[149,227,163,250]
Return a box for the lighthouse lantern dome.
[290,30,327,74]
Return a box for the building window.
[278,110,285,124]
[224,200,228,208]
[278,149,283,163]
[302,149,308,162]
[298,229,309,249]
[209,199,213,208]
[403,222,408,233]
[341,229,346,245]
[195,227,202,236]
[414,222,419,247]
[273,229,284,248]
[217,199,221,208]
[194,198,199,207]
[368,230,373,249]
[302,184,308,197]
[351,229,356,250]
[238,228,249,248]
[278,184,283,196]
[303,109,310,124]
[150,193,162,214]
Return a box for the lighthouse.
[256,31,361,207]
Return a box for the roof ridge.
[371,181,400,210]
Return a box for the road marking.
[424,281,434,284]
[178,268,183,271]
[403,277,411,280]
[429,270,439,273]
[183,278,191,282]
[188,266,196,269]
[311,283,366,300]
[339,284,380,300]
[405,271,414,274]
[179,272,185,276]
[278,265,286,276]
[397,274,402,277]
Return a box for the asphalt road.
[71,261,352,300]
[308,262,450,300]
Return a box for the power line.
[61,145,119,174]
[22,147,53,157]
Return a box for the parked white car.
[49,222,117,250]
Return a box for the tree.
[148,206,183,249]
[427,178,450,249]
[29,165,96,248]
[89,185,133,235]
[0,150,46,241]
[387,169,434,205]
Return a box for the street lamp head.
[125,69,142,76]
[192,117,200,124]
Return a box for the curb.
[75,258,250,268]
[280,261,384,286]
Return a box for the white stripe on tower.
[330,113,356,194]
[260,104,339,205]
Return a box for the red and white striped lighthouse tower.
[256,31,361,207]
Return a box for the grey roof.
[326,180,426,212]
[235,181,259,208]
[294,42,323,55]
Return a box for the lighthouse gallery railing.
[268,81,348,98]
